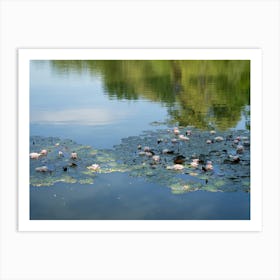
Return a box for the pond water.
[30,60,250,220]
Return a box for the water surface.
[30,60,250,220]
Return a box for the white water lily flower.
[152,155,160,162]
[190,161,199,168]
[162,149,171,154]
[71,152,78,159]
[35,166,49,172]
[179,135,189,141]
[214,136,224,142]
[173,164,184,170]
[166,164,184,170]
[143,146,151,152]
[166,165,174,170]
[236,145,244,154]
[87,164,100,171]
[205,161,213,171]
[30,152,41,159]
[40,149,48,155]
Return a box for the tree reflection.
[50,60,250,130]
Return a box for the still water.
[30,60,250,220]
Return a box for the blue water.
[30,61,250,220]
[30,61,168,149]
[30,173,250,220]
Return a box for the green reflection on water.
[50,60,250,130]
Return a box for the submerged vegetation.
[30,125,250,194]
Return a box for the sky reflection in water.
[30,61,168,148]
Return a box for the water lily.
[190,161,199,168]
[236,145,244,154]
[71,152,78,159]
[152,155,160,162]
[143,146,151,152]
[87,164,100,171]
[166,164,184,170]
[162,148,173,154]
[30,152,41,159]
[29,128,250,193]
[214,136,224,142]
[205,161,213,171]
[229,155,240,163]
[179,134,189,141]
[173,164,184,170]
[40,149,48,155]
[35,166,49,172]
[173,127,180,135]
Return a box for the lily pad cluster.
[113,127,250,193]
[30,126,250,194]
[30,136,128,187]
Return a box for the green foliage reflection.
[51,60,250,130]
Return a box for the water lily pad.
[30,126,250,193]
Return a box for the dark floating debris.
[30,126,250,194]
[173,155,186,164]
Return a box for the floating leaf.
[30,126,250,193]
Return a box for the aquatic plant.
[30,126,250,194]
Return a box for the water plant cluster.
[30,126,250,194]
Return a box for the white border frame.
[18,49,262,232]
